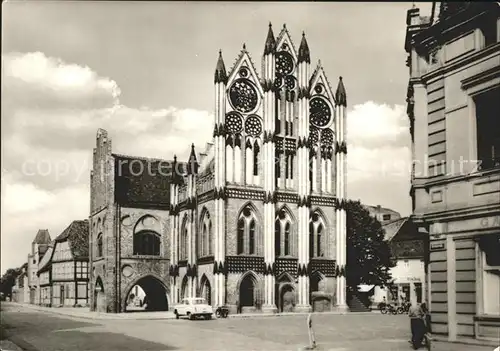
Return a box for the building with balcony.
[405,2,500,344]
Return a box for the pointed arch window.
[97,234,103,257]
[180,218,189,260]
[133,231,161,256]
[199,211,213,257]
[275,220,281,257]
[284,222,291,256]
[275,208,294,257]
[317,224,323,257]
[237,205,260,256]
[208,222,213,256]
[253,141,260,176]
[237,218,245,255]
[310,212,326,258]
[249,220,256,255]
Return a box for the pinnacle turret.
[264,22,276,55]
[214,50,228,84]
[187,143,199,175]
[335,76,347,107]
[171,155,183,185]
[298,31,310,64]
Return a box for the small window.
[383,214,391,221]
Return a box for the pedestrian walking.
[408,303,425,349]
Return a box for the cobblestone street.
[1,304,494,350]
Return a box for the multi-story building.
[364,204,402,224]
[89,23,349,314]
[37,220,90,307]
[405,2,500,344]
[371,217,426,306]
[27,229,51,304]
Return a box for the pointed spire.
[335,76,347,107]
[187,143,199,175]
[264,22,276,55]
[214,50,228,84]
[298,31,310,64]
[171,154,183,184]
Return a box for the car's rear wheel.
[188,312,194,320]
[174,310,179,319]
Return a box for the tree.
[0,267,22,298]
[345,200,395,292]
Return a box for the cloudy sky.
[1,1,432,273]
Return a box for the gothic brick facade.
[89,23,349,314]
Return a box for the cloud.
[347,101,409,149]
[1,51,411,273]
[346,102,412,216]
[2,52,120,111]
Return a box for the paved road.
[0,304,493,350]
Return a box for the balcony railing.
[478,156,500,171]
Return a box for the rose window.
[225,112,243,134]
[274,76,284,90]
[320,129,334,145]
[244,115,263,136]
[309,127,319,146]
[229,79,259,113]
[315,84,324,94]
[285,76,296,90]
[275,51,295,76]
[309,97,332,128]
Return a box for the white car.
[174,297,213,320]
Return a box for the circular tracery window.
[309,97,332,128]
[229,79,259,113]
[309,127,319,146]
[274,76,284,90]
[320,129,334,145]
[285,76,296,90]
[244,115,263,136]
[225,112,243,134]
[275,51,295,76]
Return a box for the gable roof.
[113,153,185,208]
[32,229,51,244]
[382,217,408,241]
[37,241,55,274]
[54,220,90,259]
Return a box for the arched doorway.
[239,274,256,308]
[94,277,106,312]
[199,276,211,305]
[309,271,330,312]
[124,275,168,312]
[280,284,295,312]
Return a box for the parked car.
[174,297,213,320]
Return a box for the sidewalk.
[9,303,176,320]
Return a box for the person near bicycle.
[408,303,426,349]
